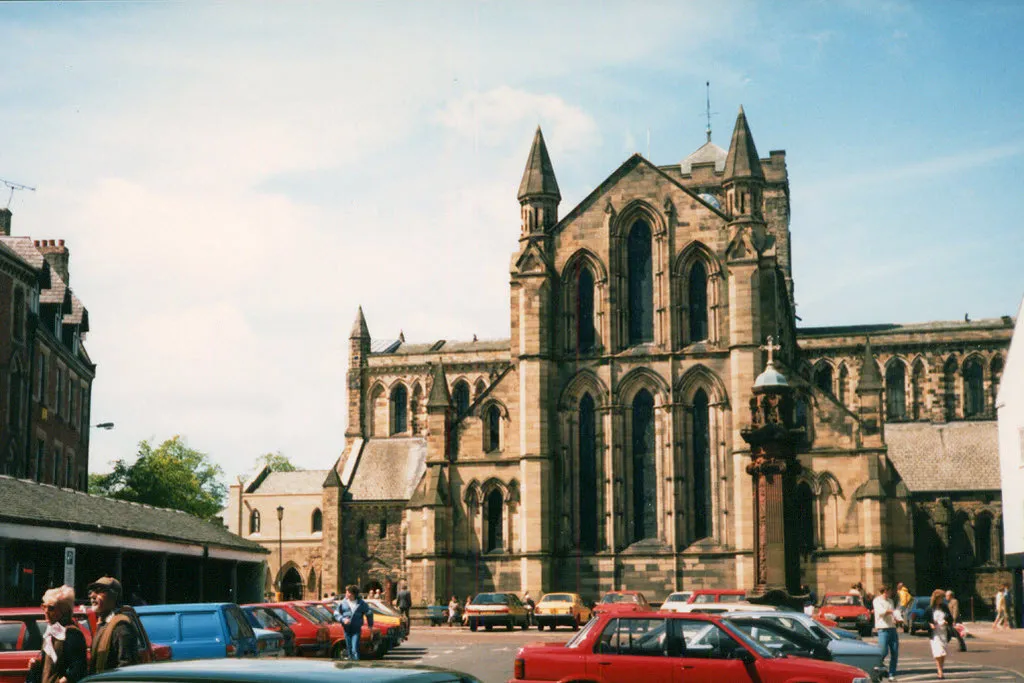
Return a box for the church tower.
[346,306,371,440]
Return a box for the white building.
[997,296,1024,626]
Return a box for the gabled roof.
[681,141,728,174]
[885,422,1000,492]
[723,106,764,181]
[343,438,427,502]
[517,126,560,201]
[245,469,331,496]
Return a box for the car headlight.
[853,677,870,683]
[857,613,870,621]
[824,613,837,620]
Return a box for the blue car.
[135,603,259,660]
[903,596,932,635]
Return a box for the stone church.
[310,108,1011,609]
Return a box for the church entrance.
[281,567,304,600]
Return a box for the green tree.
[254,451,297,473]
[89,436,226,519]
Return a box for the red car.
[297,601,385,660]
[247,602,330,657]
[0,605,164,683]
[511,611,872,683]
[817,594,873,637]
[592,591,650,617]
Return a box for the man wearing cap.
[86,577,139,674]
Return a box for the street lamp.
[276,506,284,598]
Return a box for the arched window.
[311,508,323,533]
[410,383,423,434]
[485,404,501,452]
[576,267,596,352]
[964,358,984,417]
[943,357,958,420]
[631,389,656,541]
[991,357,1004,406]
[390,384,408,434]
[485,489,504,553]
[627,220,654,345]
[886,362,906,420]
[578,393,598,552]
[795,481,815,553]
[911,360,926,420]
[379,517,388,539]
[837,364,849,406]
[358,519,367,539]
[813,363,833,395]
[474,379,487,399]
[307,568,318,595]
[453,381,471,418]
[692,389,712,540]
[688,261,708,342]
[249,509,261,534]
[975,513,993,565]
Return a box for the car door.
[669,619,756,683]
[591,617,673,683]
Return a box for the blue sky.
[2,1,1022,478]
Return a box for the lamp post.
[276,505,284,599]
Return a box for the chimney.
[36,239,71,285]
[0,208,11,236]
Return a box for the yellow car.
[534,592,592,631]
[365,598,409,640]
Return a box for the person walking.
[994,584,1010,630]
[27,586,87,683]
[335,585,373,660]
[523,592,536,627]
[873,585,900,682]
[945,590,966,652]
[928,589,954,680]
[447,596,461,627]
[86,577,140,675]
[395,581,412,629]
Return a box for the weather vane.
[704,81,718,143]
[0,178,36,209]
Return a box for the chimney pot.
[34,240,40,246]
[59,239,65,247]
[49,239,56,247]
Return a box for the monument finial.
[760,335,782,366]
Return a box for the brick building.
[0,209,94,491]
[319,110,1011,609]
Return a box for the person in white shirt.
[873,585,900,681]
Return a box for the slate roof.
[884,422,1001,493]
[681,141,728,174]
[0,475,268,553]
[798,317,1014,338]
[518,126,560,201]
[370,338,509,356]
[344,438,427,501]
[723,106,764,180]
[247,470,331,495]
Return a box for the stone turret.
[723,106,765,221]
[346,307,371,439]
[518,126,560,240]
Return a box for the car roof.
[540,593,579,598]
[135,603,234,614]
[603,590,642,595]
[82,659,479,683]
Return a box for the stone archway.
[281,567,304,600]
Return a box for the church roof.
[343,438,427,501]
[350,306,370,339]
[723,106,764,180]
[885,422,1000,493]
[246,469,331,495]
[681,140,728,174]
[370,338,509,356]
[517,126,560,201]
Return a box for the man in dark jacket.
[87,577,140,674]
[395,581,412,627]
[334,585,373,660]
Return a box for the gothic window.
[311,508,323,533]
[249,509,261,534]
[358,519,367,539]
[886,361,906,420]
[975,513,993,565]
[692,389,712,540]
[576,267,596,352]
[379,517,388,539]
[578,393,598,552]
[943,357,958,420]
[964,357,984,418]
[474,379,487,399]
[453,380,471,419]
[911,359,926,420]
[794,481,815,553]
[837,364,849,406]
[485,404,501,452]
[485,489,504,553]
[390,384,408,434]
[631,390,657,541]
[813,363,833,395]
[410,383,423,434]
[627,220,654,345]
[688,261,709,342]
[991,356,1004,406]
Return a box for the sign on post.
[63,547,75,587]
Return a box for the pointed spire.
[723,106,764,180]
[856,337,884,393]
[349,306,370,339]
[427,361,451,408]
[517,126,561,202]
[398,330,405,343]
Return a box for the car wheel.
[536,622,543,631]
[485,624,493,631]
[331,642,346,659]
[469,621,477,632]
[521,618,528,631]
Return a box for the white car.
[659,591,693,612]
[672,601,779,614]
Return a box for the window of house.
[886,362,906,420]
[631,390,656,542]
[452,381,471,419]
[8,366,23,432]
[52,449,62,486]
[964,358,984,417]
[485,404,501,452]
[813,363,833,395]
[691,389,712,540]
[36,354,46,402]
[55,368,63,417]
[576,267,596,352]
[65,452,74,490]
[837,364,848,405]
[485,488,504,552]
[390,384,408,434]
[911,360,926,420]
[249,509,261,534]
[80,387,89,431]
[943,357,958,420]
[975,513,993,564]
[688,261,709,342]
[578,393,598,552]
[311,508,323,533]
[66,376,73,421]
[627,220,654,345]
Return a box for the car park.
[533,593,591,631]
[817,593,873,637]
[903,596,932,635]
[591,591,651,617]
[134,603,258,660]
[246,602,329,657]
[660,591,694,612]
[464,593,530,632]
[511,611,872,683]
[240,606,295,656]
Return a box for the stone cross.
[760,336,781,365]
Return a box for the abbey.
[310,108,1011,607]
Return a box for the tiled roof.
[884,422,1000,493]
[247,470,330,495]
[0,236,45,268]
[798,317,1014,338]
[0,475,268,553]
[65,292,88,328]
[345,438,427,502]
[370,338,509,356]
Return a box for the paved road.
[383,627,1024,683]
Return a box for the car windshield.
[664,593,690,603]
[294,605,327,624]
[727,619,807,654]
[368,600,400,617]
[306,605,334,622]
[824,594,862,606]
[472,594,508,605]
[602,594,638,604]
[269,608,298,625]
[540,594,573,603]
[566,617,600,648]
[718,621,775,659]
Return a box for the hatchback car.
[903,596,932,635]
[245,602,329,657]
[659,591,693,612]
[591,591,651,617]
[464,593,529,632]
[240,606,295,656]
[134,603,258,660]
[533,593,591,631]
[818,593,873,637]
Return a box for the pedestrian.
[447,595,461,627]
[994,584,1010,630]
[395,580,412,628]
[850,582,863,598]
[463,595,473,625]
[897,583,912,614]
[334,585,373,660]
[86,577,140,674]
[873,584,900,682]
[928,589,954,680]
[524,592,536,626]
[26,585,87,683]
[945,590,966,652]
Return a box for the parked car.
[903,596,932,635]
[244,602,328,657]
[240,605,295,656]
[251,628,285,657]
[723,612,885,680]
[817,593,873,637]
[297,601,384,660]
[688,589,747,604]
[591,591,651,617]
[464,593,530,632]
[363,598,410,642]
[676,602,778,615]
[511,611,872,683]
[659,591,694,612]
[533,593,592,631]
[79,658,483,683]
[135,603,258,660]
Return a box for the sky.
[2,1,1022,481]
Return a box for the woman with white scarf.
[26,586,87,683]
